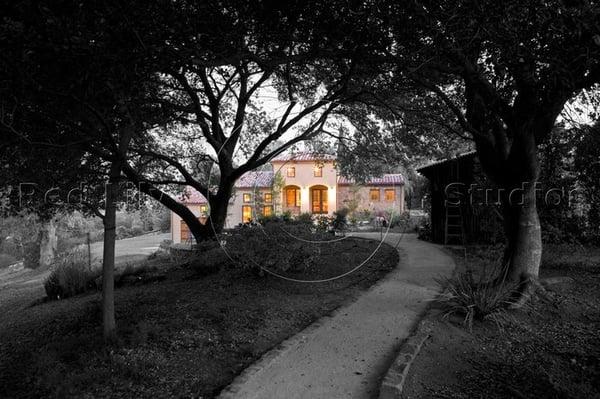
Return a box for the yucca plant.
[435,269,519,331]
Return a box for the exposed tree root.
[508,275,557,309]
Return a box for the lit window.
[199,205,208,213]
[370,189,380,201]
[287,167,295,177]
[263,205,273,217]
[286,187,300,207]
[264,193,272,203]
[384,189,396,202]
[243,193,251,203]
[314,165,323,177]
[242,205,252,223]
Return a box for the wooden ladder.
[444,203,465,245]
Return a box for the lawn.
[403,243,600,399]
[0,236,398,399]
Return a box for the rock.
[540,276,575,286]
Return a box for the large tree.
[116,1,393,242]
[0,0,171,340]
[374,0,600,303]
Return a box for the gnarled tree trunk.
[477,128,543,305]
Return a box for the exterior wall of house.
[271,159,337,216]
[171,158,405,243]
[171,204,206,243]
[227,187,274,227]
[337,185,405,216]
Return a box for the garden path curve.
[218,232,455,399]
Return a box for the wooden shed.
[417,151,503,245]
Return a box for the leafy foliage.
[44,248,98,300]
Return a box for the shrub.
[0,237,20,259]
[280,211,292,223]
[435,271,518,331]
[225,222,318,274]
[23,241,40,269]
[130,224,144,237]
[189,247,230,276]
[44,248,99,300]
[156,208,171,232]
[295,212,313,225]
[331,208,349,232]
[417,219,432,241]
[116,225,131,240]
[0,253,17,269]
[314,215,332,233]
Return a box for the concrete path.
[218,233,455,399]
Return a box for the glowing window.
[285,187,300,207]
[264,192,272,203]
[314,166,323,177]
[384,189,396,202]
[242,205,252,223]
[370,189,380,201]
[263,205,273,217]
[243,193,251,203]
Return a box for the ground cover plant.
[403,244,600,399]
[0,236,398,398]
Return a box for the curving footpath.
[218,233,455,399]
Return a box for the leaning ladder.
[444,203,465,245]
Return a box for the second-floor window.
[287,167,295,177]
[314,165,323,177]
[243,193,252,203]
[264,192,272,203]
[370,189,380,201]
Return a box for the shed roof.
[416,151,477,175]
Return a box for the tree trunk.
[479,130,543,305]
[101,163,119,343]
[501,182,542,296]
[38,219,57,268]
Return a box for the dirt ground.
[402,244,600,399]
[0,237,398,399]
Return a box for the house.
[171,152,405,243]
[417,151,503,245]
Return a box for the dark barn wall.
[419,153,498,244]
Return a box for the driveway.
[89,231,171,264]
[0,232,170,317]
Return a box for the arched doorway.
[283,185,301,215]
[310,185,328,214]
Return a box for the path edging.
[378,318,431,399]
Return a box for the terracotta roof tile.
[271,152,336,162]
[337,174,405,186]
[235,171,274,188]
[179,187,208,204]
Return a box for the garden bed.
[402,244,600,399]
[0,236,398,398]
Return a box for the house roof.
[235,171,274,188]
[179,187,208,204]
[271,151,336,162]
[416,151,477,174]
[337,174,405,186]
